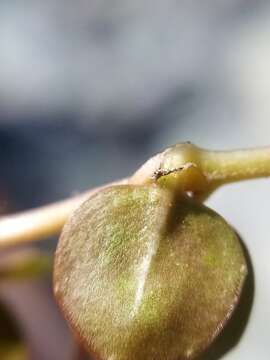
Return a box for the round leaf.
[54,185,247,360]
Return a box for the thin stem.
[0,179,127,247]
[199,147,270,184]
[1,143,270,248]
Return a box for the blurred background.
[0,1,270,359]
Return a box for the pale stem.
[1,143,270,248]
[0,179,127,247]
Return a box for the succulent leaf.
[54,185,247,360]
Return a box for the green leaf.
[54,185,247,360]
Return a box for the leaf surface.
[54,185,247,360]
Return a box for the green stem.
[132,143,270,189]
[1,143,270,248]
[198,146,270,184]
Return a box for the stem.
[1,143,270,248]
[132,143,270,187]
[0,180,127,247]
[199,147,270,184]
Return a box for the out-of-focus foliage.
[0,250,52,282]
[0,302,28,360]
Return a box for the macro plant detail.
[1,142,270,359]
